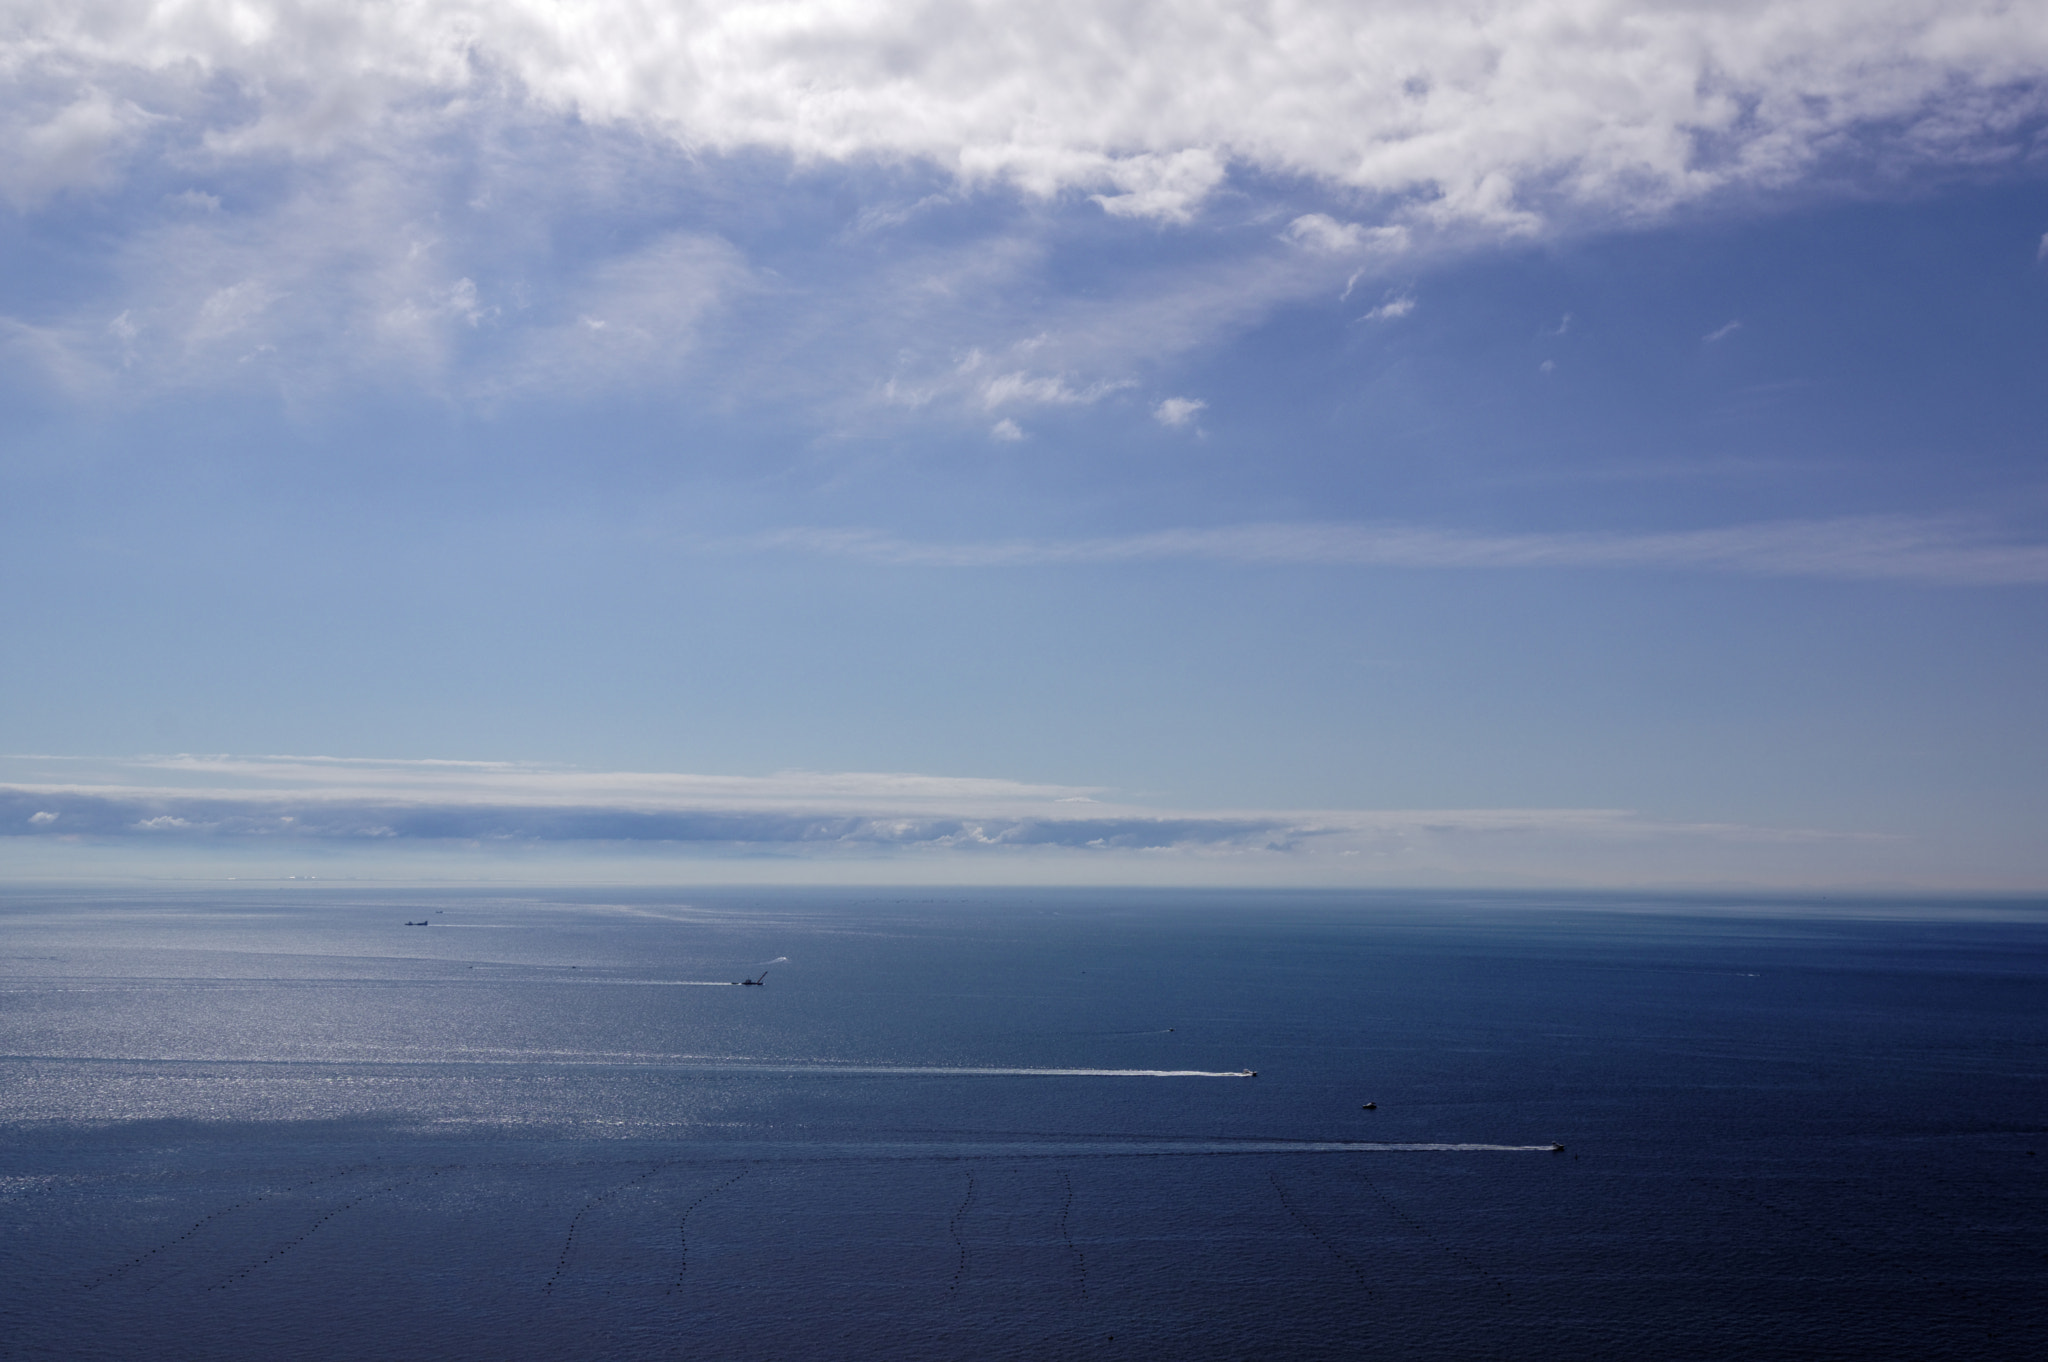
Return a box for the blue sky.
[4,1,2048,887]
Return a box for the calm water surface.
[1,887,2043,1359]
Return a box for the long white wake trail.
[654,1139,1564,1160]
[809,1066,1257,1078]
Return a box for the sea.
[1,886,2043,1360]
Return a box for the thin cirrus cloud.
[4,2,2046,409]
[756,517,2048,587]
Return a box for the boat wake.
[803,1066,1256,1078]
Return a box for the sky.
[4,0,2048,888]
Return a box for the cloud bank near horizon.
[17,754,2045,890]
[0,753,1869,881]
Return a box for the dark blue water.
[2,887,2043,1359]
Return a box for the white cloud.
[758,516,2048,586]
[1092,150,1227,223]
[989,417,1024,441]
[0,86,153,208]
[1362,294,1415,321]
[1703,319,1743,342]
[1153,396,1206,428]
[1285,215,1410,256]
[2037,231,2048,261]
[5,2,2046,412]
[1285,214,1363,252]
[9,2,2044,227]
[28,810,58,825]
[979,371,1132,410]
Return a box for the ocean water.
[1,886,2043,1360]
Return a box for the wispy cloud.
[978,371,1133,410]
[755,517,2048,586]
[1152,397,1206,428]
[8,754,1104,809]
[1284,215,1407,255]
[1703,319,1743,342]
